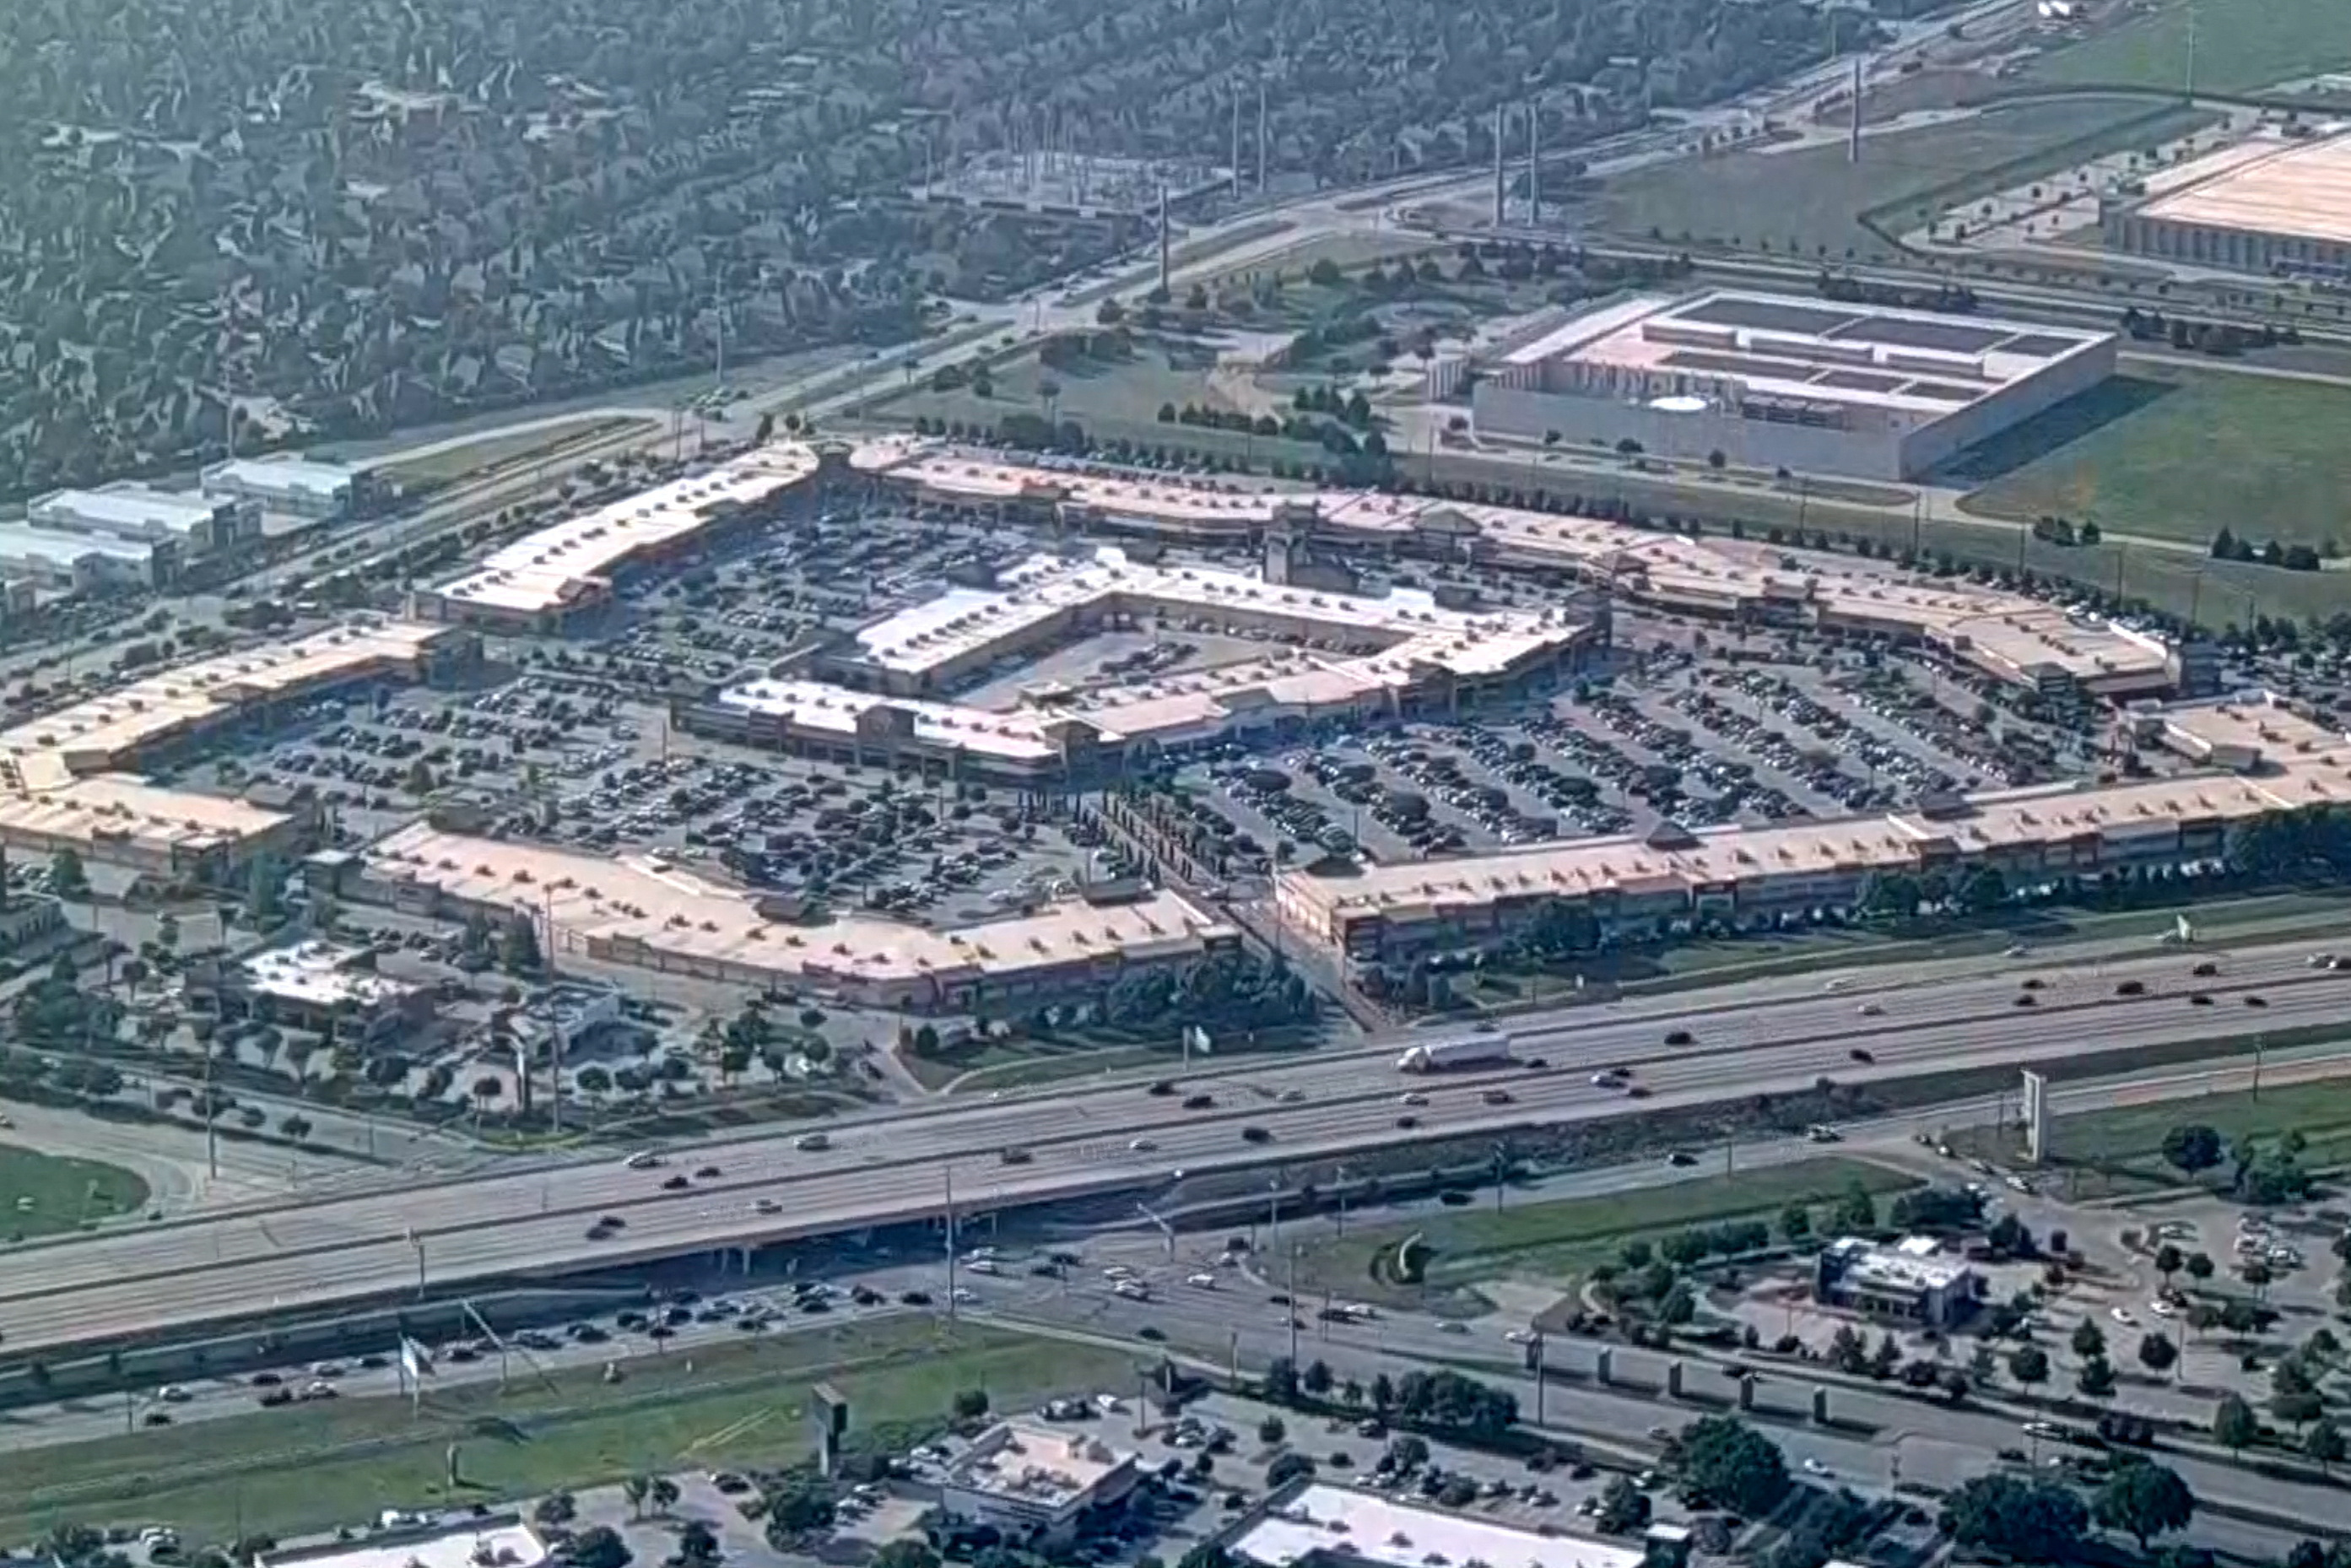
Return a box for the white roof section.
[30,485,230,538]
[1520,289,2111,418]
[852,544,1582,681]
[261,1522,544,1568]
[1824,1235,1973,1291]
[0,522,162,568]
[2138,129,2351,250]
[432,442,820,614]
[947,1422,1135,1506]
[242,941,419,1010]
[204,457,359,500]
[1233,1485,1646,1568]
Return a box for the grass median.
[0,1318,1138,1545]
[0,1148,149,1244]
[1296,1158,1918,1305]
[1946,1075,2351,1198]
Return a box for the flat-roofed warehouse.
[1471,289,2116,480]
[2101,129,2351,281]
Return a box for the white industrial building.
[938,1422,1141,1546]
[0,522,176,591]
[29,484,258,554]
[203,456,375,521]
[1470,289,2116,480]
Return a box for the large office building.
[2100,128,2351,282]
[1469,289,2116,480]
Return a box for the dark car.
[2190,992,2213,1006]
[1396,1114,1420,1129]
[1148,1080,1176,1097]
[1664,1029,1694,1046]
[1241,1127,1273,1144]
[1850,1047,1875,1063]
[2114,979,2146,997]
[2245,994,2268,1008]
[1182,1094,1215,1111]
[2013,993,2037,1007]
[661,1174,690,1190]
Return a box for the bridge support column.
[1811,1387,1830,1424]
[1594,1346,1613,1386]
[1666,1360,1684,1399]
[1738,1374,1757,1412]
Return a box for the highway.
[1,936,2343,1358]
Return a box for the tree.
[1302,1359,1334,1396]
[48,847,87,900]
[2076,1355,2116,1399]
[2009,1344,2051,1391]
[2213,1393,2258,1454]
[2093,1460,2195,1550]
[1258,1414,1287,1446]
[2072,1320,2107,1361]
[1780,1203,1812,1243]
[952,1387,991,1419]
[500,913,543,974]
[1833,1181,1878,1233]
[2154,1243,2183,1284]
[2163,1124,2224,1180]
[2138,1332,2178,1376]
[872,1544,940,1568]
[649,1477,680,1516]
[1940,1473,2088,1560]
[764,1479,836,1538]
[2307,1419,2346,1473]
[565,1528,631,1568]
[1595,1474,1651,1534]
[621,1476,652,1521]
[2186,1251,2216,1287]
[1266,1452,1316,1487]
[1677,1416,1789,1516]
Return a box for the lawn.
[0,1320,1137,1545]
[1956,365,2351,554]
[1296,1159,1917,1301]
[1573,96,2205,260]
[2025,0,2351,94]
[0,1147,149,1242]
[377,415,643,490]
[1948,1074,2351,1197]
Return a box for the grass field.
[1956,365,2351,553]
[1574,96,2206,261]
[0,1320,1135,1545]
[1948,1076,2351,1198]
[0,1147,148,1241]
[1296,1160,1917,1301]
[2025,0,2351,94]
[377,416,643,489]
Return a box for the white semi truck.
[1395,1035,1512,1073]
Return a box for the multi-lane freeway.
[1,936,2341,1359]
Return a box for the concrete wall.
[1472,383,1909,479]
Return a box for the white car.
[965,1259,1000,1275]
[1129,1138,1159,1152]
[2149,1299,2176,1318]
[154,1384,191,1403]
[2110,1306,2136,1326]
[1856,1002,1883,1017]
[1186,1273,1218,1289]
[1504,1328,1537,1344]
[951,1287,978,1305]
[1436,1320,1469,1334]
[1397,1092,1429,1106]
[1802,1457,1829,1476]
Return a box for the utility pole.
[2185,0,2197,103]
[1528,98,1542,228]
[1492,105,1507,227]
[1257,79,1268,193]
[1849,56,1864,164]
[1287,1244,1300,1367]
[944,1165,959,1322]
[1230,93,1242,198]
[1156,181,1170,297]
